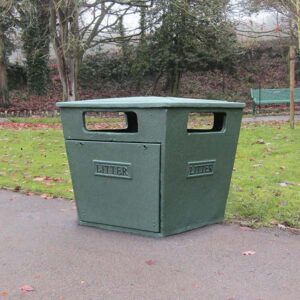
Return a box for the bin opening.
[84,111,138,132]
[187,112,226,132]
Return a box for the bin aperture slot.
[84,111,138,132]
[187,112,226,133]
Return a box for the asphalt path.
[0,190,299,300]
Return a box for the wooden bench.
[250,88,300,114]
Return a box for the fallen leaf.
[20,285,35,292]
[33,176,45,182]
[145,259,157,266]
[234,185,242,192]
[41,194,53,200]
[242,250,256,256]
[240,226,253,231]
[14,186,21,192]
[253,164,263,168]
[255,139,265,145]
[278,224,287,230]
[279,182,288,187]
[0,291,9,297]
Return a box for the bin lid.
[57,96,245,109]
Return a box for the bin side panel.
[65,141,161,233]
[161,108,243,235]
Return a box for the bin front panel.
[66,141,161,232]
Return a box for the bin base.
[78,217,224,238]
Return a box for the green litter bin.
[57,97,244,237]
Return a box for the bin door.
[66,141,161,232]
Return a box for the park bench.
[250,88,300,115]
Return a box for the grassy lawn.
[0,120,299,228]
[0,129,73,199]
[227,122,300,228]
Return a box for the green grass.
[0,122,299,228]
[9,117,61,124]
[227,122,300,228]
[0,129,73,198]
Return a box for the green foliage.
[20,0,50,95]
[7,63,27,89]
[0,0,18,107]
[141,0,238,95]
[80,1,238,95]
[80,51,134,88]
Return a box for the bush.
[79,51,133,89]
[7,63,27,89]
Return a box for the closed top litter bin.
[57,96,245,237]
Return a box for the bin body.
[57,97,244,237]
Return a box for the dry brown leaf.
[0,291,9,297]
[14,186,21,192]
[41,194,53,200]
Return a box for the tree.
[0,0,15,107]
[143,0,237,96]
[19,0,51,95]
[49,0,153,101]
[132,5,148,90]
[246,0,298,128]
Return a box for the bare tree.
[50,0,152,101]
[0,0,15,107]
[243,0,299,128]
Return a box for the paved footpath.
[243,114,300,123]
[0,190,300,300]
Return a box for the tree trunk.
[290,45,295,129]
[152,71,162,94]
[222,68,225,94]
[50,0,79,101]
[171,67,181,97]
[0,29,9,107]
